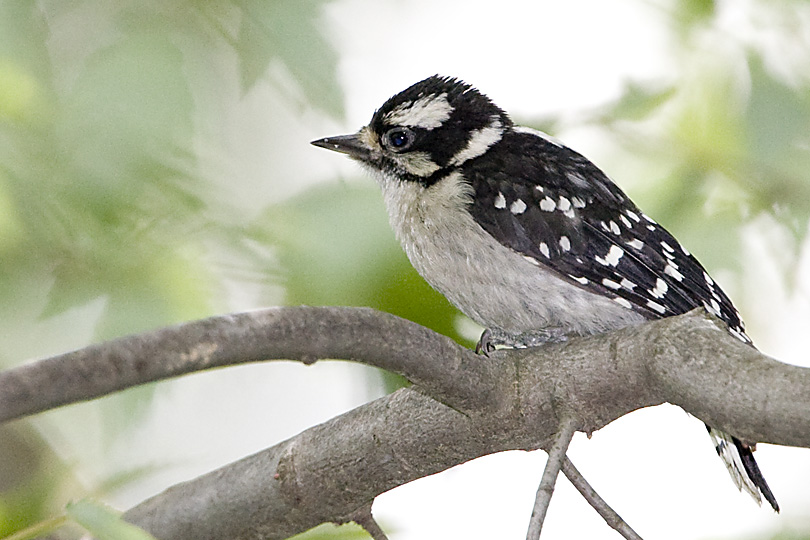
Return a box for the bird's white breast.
[372,170,646,341]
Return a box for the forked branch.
[562,457,643,540]
[1,307,808,540]
[526,417,580,539]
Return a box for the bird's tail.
[707,425,779,512]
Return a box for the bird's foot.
[476,328,570,354]
[475,329,495,356]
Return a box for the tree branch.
[123,388,487,540]
[562,457,643,540]
[525,417,579,540]
[0,307,502,424]
[2,307,809,540]
[345,505,390,540]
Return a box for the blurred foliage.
[0,0,809,539]
[0,425,74,538]
[0,0,342,345]
[65,499,158,540]
[235,0,343,114]
[575,7,810,280]
[288,522,379,540]
[248,182,471,391]
[0,0,346,537]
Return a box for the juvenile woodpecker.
[312,75,778,511]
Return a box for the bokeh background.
[1,0,810,538]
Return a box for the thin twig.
[562,457,643,540]
[525,416,579,540]
[348,504,390,540]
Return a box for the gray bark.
[1,307,807,539]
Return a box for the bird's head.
[312,75,511,184]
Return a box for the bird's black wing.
[464,129,777,511]
[464,129,749,341]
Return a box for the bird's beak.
[311,133,371,161]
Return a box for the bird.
[311,75,778,511]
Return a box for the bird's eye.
[383,127,415,152]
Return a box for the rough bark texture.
[1,307,808,540]
[0,307,498,423]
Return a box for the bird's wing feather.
[464,130,748,339]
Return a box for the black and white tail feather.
[312,75,779,512]
[709,428,778,510]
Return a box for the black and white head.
[312,75,512,183]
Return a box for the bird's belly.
[378,171,645,342]
[401,214,645,340]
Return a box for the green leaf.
[1,516,68,540]
[234,0,344,117]
[0,2,54,101]
[61,30,195,184]
[603,82,676,122]
[288,521,376,540]
[674,0,716,26]
[743,54,810,242]
[65,499,158,540]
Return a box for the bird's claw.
[475,329,495,356]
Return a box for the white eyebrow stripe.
[448,117,504,166]
[385,93,453,129]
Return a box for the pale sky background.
[31,1,810,539]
